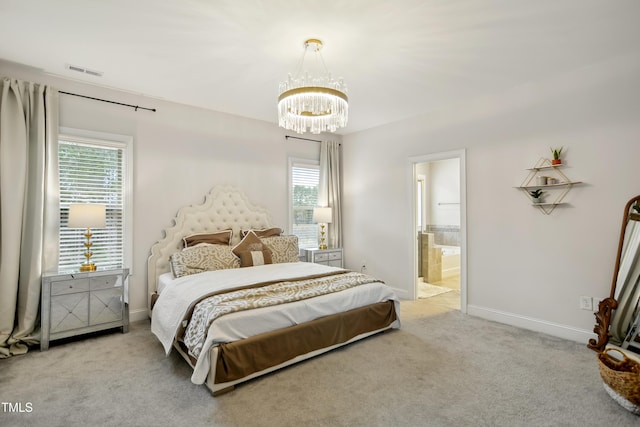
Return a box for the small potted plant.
[529,189,545,203]
[550,147,563,165]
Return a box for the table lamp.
[313,207,333,250]
[68,204,106,271]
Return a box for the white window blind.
[58,139,126,271]
[291,163,320,249]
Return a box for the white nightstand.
[41,268,129,350]
[303,248,343,268]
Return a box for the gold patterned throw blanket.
[182,271,379,359]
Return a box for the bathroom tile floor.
[431,274,460,291]
[416,273,461,311]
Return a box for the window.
[58,128,132,272]
[289,159,319,249]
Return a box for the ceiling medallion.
[278,39,348,134]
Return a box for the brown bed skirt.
[214,300,398,383]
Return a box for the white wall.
[428,159,460,227]
[414,159,460,232]
[342,52,640,342]
[1,59,330,321]
[3,49,639,342]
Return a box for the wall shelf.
[516,157,582,215]
[519,182,582,190]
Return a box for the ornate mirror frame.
[589,194,640,352]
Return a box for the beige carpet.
[1,296,638,426]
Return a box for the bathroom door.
[416,175,426,233]
[416,175,426,277]
[411,150,467,312]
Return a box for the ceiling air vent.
[66,64,103,77]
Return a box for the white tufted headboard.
[147,185,273,311]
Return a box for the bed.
[148,186,400,395]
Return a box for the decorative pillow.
[261,235,300,264]
[183,230,233,248]
[232,231,273,267]
[170,244,240,278]
[236,250,273,268]
[240,227,283,238]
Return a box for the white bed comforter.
[151,262,400,384]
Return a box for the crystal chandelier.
[278,39,348,134]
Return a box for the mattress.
[151,262,399,384]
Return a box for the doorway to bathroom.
[411,150,466,313]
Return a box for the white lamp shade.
[68,204,106,228]
[313,207,333,224]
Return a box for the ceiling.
[1,0,638,134]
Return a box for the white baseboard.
[129,308,150,323]
[467,304,595,344]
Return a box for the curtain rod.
[285,135,321,143]
[284,135,341,146]
[59,91,156,112]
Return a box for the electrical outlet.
[579,296,593,311]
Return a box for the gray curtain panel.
[0,77,59,357]
[318,140,342,249]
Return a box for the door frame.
[409,149,467,313]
